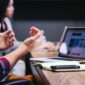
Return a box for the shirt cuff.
[0,58,11,80]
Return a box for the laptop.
[50,26,85,61]
[30,26,85,62]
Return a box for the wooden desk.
[42,70,85,85]
[30,52,85,85]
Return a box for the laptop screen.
[60,27,85,59]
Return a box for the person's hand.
[29,26,45,49]
[0,30,15,50]
[29,26,41,36]
[23,27,44,51]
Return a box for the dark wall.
[12,1,85,42]
[12,20,85,42]
[14,1,84,20]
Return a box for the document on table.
[39,61,80,71]
[30,58,85,72]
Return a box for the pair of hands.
[0,27,44,51]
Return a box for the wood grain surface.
[31,51,85,85]
[42,70,85,85]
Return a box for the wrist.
[18,43,29,54]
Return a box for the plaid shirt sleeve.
[0,58,10,80]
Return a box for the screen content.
[64,29,85,58]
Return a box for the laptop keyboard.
[49,56,84,61]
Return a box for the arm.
[5,29,43,69]
[0,29,43,80]
[4,43,29,69]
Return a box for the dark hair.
[0,0,9,22]
[0,0,9,32]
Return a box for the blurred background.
[12,0,84,42]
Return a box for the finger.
[9,37,15,43]
[29,31,33,36]
[30,26,40,32]
[30,26,43,37]
[30,26,40,35]
[9,38,15,47]
[4,30,12,35]
[9,42,14,47]
[29,31,37,36]
[10,37,15,43]
[24,30,44,46]
[32,30,44,41]
[4,32,15,43]
[4,35,8,41]
[9,33,15,39]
